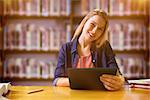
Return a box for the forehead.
[88,15,106,27]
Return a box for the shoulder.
[97,40,114,55]
[60,41,73,51]
[98,40,112,49]
[104,40,112,49]
[103,40,115,56]
[61,41,73,48]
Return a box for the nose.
[92,26,98,34]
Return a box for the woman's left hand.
[100,74,125,91]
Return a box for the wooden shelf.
[108,15,148,19]
[3,15,70,19]
[4,49,148,55]
[3,49,59,54]
[114,49,148,55]
[3,77,53,81]
[73,15,148,20]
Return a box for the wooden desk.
[6,86,150,100]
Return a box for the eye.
[98,27,103,31]
[90,23,95,27]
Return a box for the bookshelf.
[73,15,148,20]
[0,0,149,85]
[1,0,71,84]
[71,0,149,79]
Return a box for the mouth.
[88,32,95,38]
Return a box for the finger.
[100,75,124,90]
[101,74,120,78]
[100,76,117,86]
[100,78,117,89]
[101,75,121,83]
[103,84,116,91]
[103,80,121,91]
[100,77,120,90]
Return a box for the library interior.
[0,0,149,99]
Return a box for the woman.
[53,9,125,91]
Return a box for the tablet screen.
[68,68,117,90]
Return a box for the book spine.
[109,23,147,50]
[3,57,57,79]
[116,57,147,79]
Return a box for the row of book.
[4,23,71,51]
[81,0,108,15]
[3,0,149,17]
[116,57,148,78]
[3,0,71,16]
[109,23,147,50]
[3,56,148,79]
[109,0,149,16]
[3,57,57,79]
[80,0,149,16]
[3,22,147,51]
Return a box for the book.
[89,0,97,12]
[109,22,146,51]
[101,0,108,14]
[41,0,49,16]
[128,79,150,86]
[128,79,150,89]
[66,24,71,42]
[50,0,60,16]
[60,0,66,15]
[4,23,66,51]
[3,57,57,79]
[0,83,11,96]
[115,56,147,79]
[66,0,71,16]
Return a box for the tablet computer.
[68,68,117,90]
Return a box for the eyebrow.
[91,20,105,29]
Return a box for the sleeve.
[53,44,67,81]
[105,41,122,75]
[52,78,59,86]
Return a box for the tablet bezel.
[68,67,117,90]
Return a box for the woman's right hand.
[56,78,70,87]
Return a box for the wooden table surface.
[6,86,150,100]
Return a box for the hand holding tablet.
[68,68,117,90]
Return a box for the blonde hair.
[71,9,109,48]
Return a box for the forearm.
[56,78,70,87]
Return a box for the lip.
[88,32,95,38]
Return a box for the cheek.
[83,23,92,32]
[96,32,103,39]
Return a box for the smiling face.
[81,15,106,43]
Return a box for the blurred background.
[0,0,149,86]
